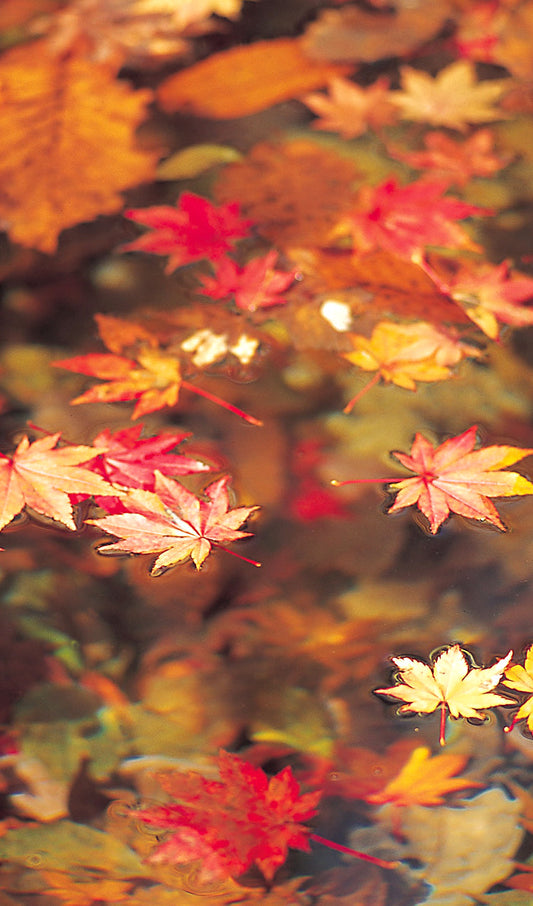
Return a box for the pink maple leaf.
[198,250,297,312]
[333,178,492,262]
[122,192,253,273]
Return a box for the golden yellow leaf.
[367,746,478,808]
[0,40,159,252]
[157,37,352,119]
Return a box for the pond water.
[1,2,533,905]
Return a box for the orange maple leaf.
[387,128,511,188]
[375,645,514,745]
[387,425,533,533]
[302,75,397,139]
[0,39,159,253]
[54,315,262,424]
[342,320,480,412]
[0,433,120,532]
[87,472,259,574]
[367,746,479,808]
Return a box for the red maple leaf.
[87,472,259,573]
[122,192,253,273]
[89,424,210,487]
[332,178,492,262]
[0,433,120,532]
[132,749,321,882]
[387,425,533,532]
[75,424,211,515]
[198,250,297,312]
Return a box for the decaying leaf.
[392,60,508,131]
[301,2,451,64]
[386,425,533,533]
[87,473,259,573]
[375,644,514,745]
[215,139,361,249]
[157,37,352,118]
[0,39,159,253]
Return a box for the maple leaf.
[76,424,211,515]
[387,128,511,188]
[122,192,253,273]
[332,178,491,262]
[87,472,259,573]
[198,251,297,312]
[367,745,479,808]
[89,424,210,487]
[342,320,480,411]
[375,645,514,745]
[301,75,397,139]
[503,644,533,735]
[0,39,158,253]
[0,433,120,532]
[391,60,507,131]
[54,315,262,424]
[132,749,321,881]
[424,259,533,339]
[386,425,533,533]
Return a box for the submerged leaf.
[0,40,158,252]
[157,37,352,118]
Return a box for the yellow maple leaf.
[367,746,479,808]
[0,39,159,252]
[392,60,507,131]
[375,645,514,745]
[503,644,533,735]
[342,320,480,412]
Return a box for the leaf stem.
[182,380,263,426]
[439,702,447,747]
[331,477,399,487]
[343,372,381,414]
[310,833,399,870]
[215,544,262,567]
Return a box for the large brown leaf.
[0,40,159,252]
